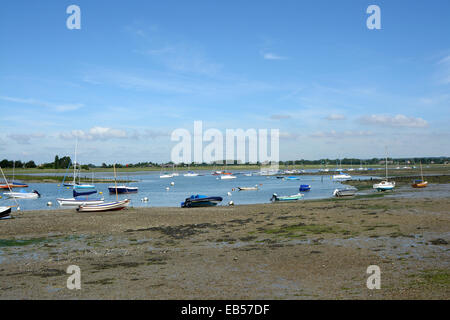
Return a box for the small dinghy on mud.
[0,206,12,220]
[77,199,130,212]
[270,193,303,202]
[333,187,357,197]
[181,195,223,208]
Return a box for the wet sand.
[0,194,449,300]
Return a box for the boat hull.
[333,189,357,197]
[108,186,139,194]
[77,199,130,212]
[4,192,40,199]
[181,196,223,208]
[271,193,303,202]
[57,198,105,206]
[412,181,428,188]
[0,206,12,219]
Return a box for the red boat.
[0,182,29,189]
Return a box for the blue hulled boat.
[181,195,223,208]
[299,185,311,192]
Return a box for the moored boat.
[333,173,352,180]
[270,193,303,202]
[108,185,139,194]
[299,184,311,192]
[238,186,258,191]
[181,195,223,208]
[4,190,41,199]
[220,175,236,180]
[0,182,29,189]
[57,196,105,207]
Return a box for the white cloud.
[262,52,287,60]
[359,114,428,128]
[309,130,374,139]
[0,96,84,112]
[59,127,129,141]
[7,133,46,144]
[325,114,346,121]
[270,114,291,120]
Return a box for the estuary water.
[0,171,376,211]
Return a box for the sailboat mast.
[73,138,78,185]
[420,161,424,181]
[113,164,118,201]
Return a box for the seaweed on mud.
[34,269,67,278]
[239,235,258,242]
[227,218,253,225]
[125,223,224,239]
[85,278,115,285]
[91,262,143,270]
[429,238,448,245]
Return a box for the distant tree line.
[0,156,448,169]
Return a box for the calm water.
[0,171,375,211]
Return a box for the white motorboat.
[220,175,236,180]
[4,190,41,199]
[332,173,352,180]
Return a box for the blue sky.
[1,0,449,164]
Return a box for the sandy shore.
[0,194,449,300]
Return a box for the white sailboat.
[373,150,395,191]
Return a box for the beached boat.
[77,199,130,212]
[181,195,223,208]
[373,150,395,191]
[299,185,311,192]
[0,206,12,219]
[57,196,105,207]
[373,180,395,191]
[108,185,139,194]
[412,162,428,188]
[238,186,258,191]
[333,188,357,197]
[270,193,303,202]
[4,190,41,199]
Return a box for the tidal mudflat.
[0,195,449,299]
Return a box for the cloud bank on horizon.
[0,0,449,164]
